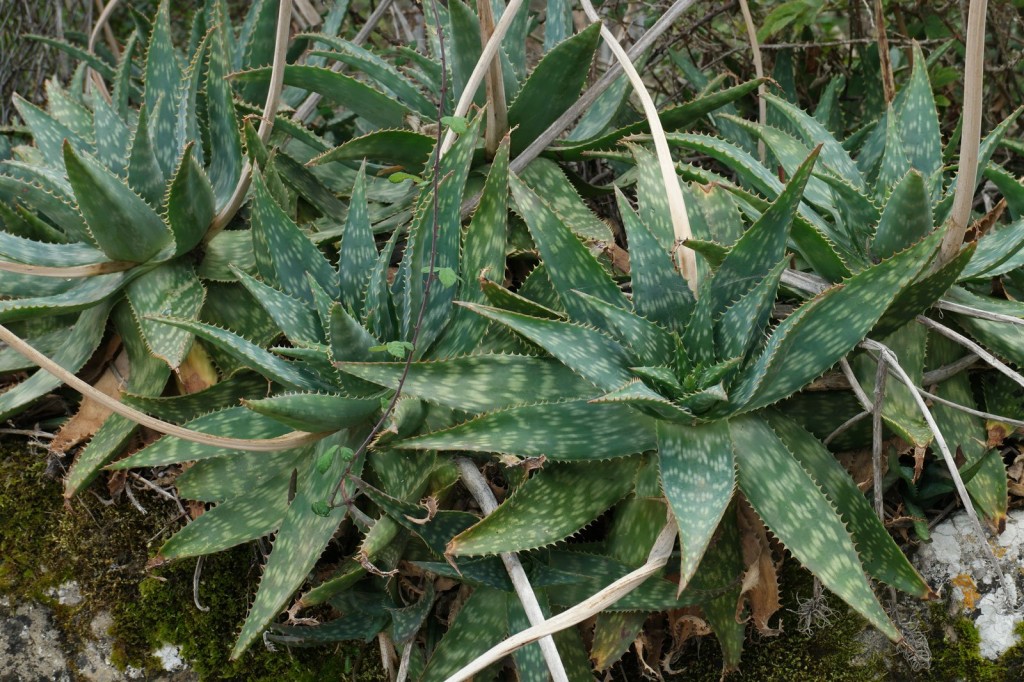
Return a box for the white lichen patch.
[153,643,187,671]
[914,509,1024,660]
[45,580,83,606]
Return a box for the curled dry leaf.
[52,350,131,455]
[737,500,782,636]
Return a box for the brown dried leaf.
[50,350,131,455]
[737,500,782,635]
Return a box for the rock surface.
[0,598,196,682]
[914,508,1024,660]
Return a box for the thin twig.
[823,411,870,446]
[443,521,676,682]
[936,300,1024,327]
[579,0,698,293]
[123,478,147,515]
[921,353,981,385]
[737,0,766,162]
[330,0,453,507]
[872,355,888,518]
[395,639,414,682]
[439,0,524,156]
[456,458,568,682]
[918,388,1024,430]
[861,338,1018,608]
[916,315,1024,392]
[840,357,874,411]
[193,556,211,612]
[0,259,136,277]
[130,472,188,517]
[206,0,293,242]
[939,0,990,265]
[378,632,398,682]
[0,322,325,451]
[292,0,396,123]
[873,0,895,103]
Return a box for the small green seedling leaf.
[441,115,469,134]
[369,341,415,358]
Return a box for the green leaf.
[875,105,912,196]
[420,588,508,682]
[122,373,269,425]
[715,259,787,362]
[160,469,294,559]
[961,217,1024,279]
[871,171,933,261]
[327,303,380,362]
[564,290,676,367]
[449,459,638,556]
[764,91,862,189]
[731,415,898,639]
[554,78,766,159]
[233,268,323,346]
[400,400,656,461]
[165,143,215,255]
[231,434,362,657]
[251,171,340,304]
[517,159,613,241]
[268,611,388,646]
[63,305,171,491]
[509,173,627,323]
[233,65,412,129]
[127,262,205,369]
[339,354,595,413]
[243,393,378,432]
[204,28,243,208]
[507,23,601,156]
[126,104,168,207]
[63,143,172,262]
[764,411,933,598]
[658,420,735,588]
[0,303,110,421]
[0,274,126,324]
[147,316,329,391]
[615,189,693,333]
[91,94,130,179]
[896,44,943,181]
[338,164,375,315]
[198,230,255,281]
[175,448,306,502]
[144,0,184,177]
[460,303,634,391]
[0,232,107,268]
[12,94,93,169]
[731,229,942,413]
[310,129,434,171]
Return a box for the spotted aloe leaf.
[658,420,735,589]
[763,92,863,189]
[896,44,943,181]
[870,170,932,261]
[928,335,1008,527]
[159,468,295,560]
[730,415,898,640]
[251,171,340,304]
[460,303,633,391]
[435,138,511,356]
[400,399,656,461]
[398,116,481,353]
[144,0,183,178]
[204,25,242,208]
[165,143,215,255]
[875,105,912,196]
[122,373,269,424]
[126,105,167,207]
[0,231,107,267]
[63,142,172,262]
[267,611,388,647]
[517,159,613,241]
[338,354,595,413]
[310,130,434,171]
[961,216,1024,279]
[127,262,204,369]
[111,407,300,470]
[506,23,601,155]
[853,322,932,446]
[233,267,323,346]
[615,189,693,333]
[763,411,933,597]
[337,164,375,315]
[731,228,942,413]
[564,290,675,367]
[358,484,477,556]
[0,302,111,421]
[147,316,327,391]
[591,379,693,422]
[175,447,306,502]
[591,497,669,669]
[0,274,126,323]
[447,0,485,108]
[64,304,172,496]
[231,434,362,658]
[242,393,380,432]
[233,65,411,128]
[715,259,787,362]
[448,458,639,557]
[12,95,93,168]
[420,588,508,682]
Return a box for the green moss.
[0,442,383,681]
[658,560,887,681]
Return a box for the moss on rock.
[0,442,382,681]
